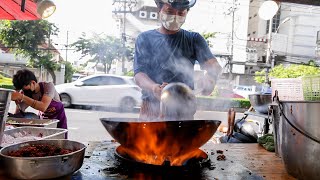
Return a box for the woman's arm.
[12,91,51,112]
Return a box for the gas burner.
[114,145,210,169]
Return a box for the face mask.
[160,12,186,31]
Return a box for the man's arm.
[203,57,222,81]
[201,57,222,95]
[134,72,164,100]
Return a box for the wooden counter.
[201,143,295,180]
[0,141,296,180]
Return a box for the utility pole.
[112,0,137,74]
[225,0,239,82]
[66,31,69,62]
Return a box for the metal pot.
[248,94,272,114]
[0,139,86,179]
[276,101,320,180]
[100,118,221,155]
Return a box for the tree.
[201,32,218,48]
[58,61,76,83]
[71,33,133,74]
[0,20,60,83]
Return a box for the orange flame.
[117,121,214,166]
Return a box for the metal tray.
[6,118,59,128]
[1,127,68,147]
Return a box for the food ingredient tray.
[6,118,59,128]
[1,127,68,147]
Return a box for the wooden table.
[0,142,296,180]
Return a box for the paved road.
[8,102,265,144]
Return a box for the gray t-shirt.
[33,82,60,102]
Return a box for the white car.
[55,74,142,111]
[71,73,86,81]
[233,85,257,99]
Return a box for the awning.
[0,0,41,20]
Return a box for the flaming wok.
[100,118,221,166]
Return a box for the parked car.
[55,74,142,111]
[218,89,245,99]
[233,85,257,99]
[71,73,86,82]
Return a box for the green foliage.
[255,63,320,84]
[124,70,134,77]
[237,98,251,109]
[0,20,60,83]
[254,70,267,84]
[71,33,133,74]
[201,32,217,47]
[58,61,76,83]
[197,96,250,109]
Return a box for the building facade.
[246,1,320,77]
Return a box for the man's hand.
[152,82,168,100]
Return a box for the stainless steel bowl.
[248,94,272,114]
[0,139,86,179]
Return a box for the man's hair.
[12,69,38,90]
[155,0,164,9]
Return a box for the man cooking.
[134,0,222,120]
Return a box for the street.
[8,102,264,144]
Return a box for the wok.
[100,118,221,156]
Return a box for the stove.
[71,141,264,180]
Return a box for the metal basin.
[248,94,272,114]
[0,139,86,179]
[100,118,221,159]
[0,88,13,145]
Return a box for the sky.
[47,0,118,63]
[48,0,117,35]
